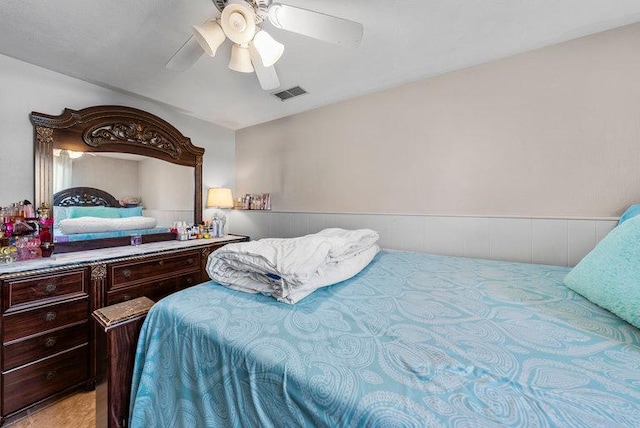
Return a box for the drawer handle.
[44,311,57,322]
[186,277,193,285]
[44,283,58,294]
[44,336,58,348]
[122,294,132,302]
[158,260,165,266]
[158,281,165,287]
[122,269,132,278]
[45,371,57,382]
[187,258,194,265]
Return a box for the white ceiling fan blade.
[254,64,280,91]
[268,3,363,47]
[165,36,205,71]
[249,44,280,91]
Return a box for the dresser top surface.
[0,235,246,276]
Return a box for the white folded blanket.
[206,228,379,304]
[316,228,380,262]
[58,216,158,235]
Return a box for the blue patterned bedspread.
[130,251,640,427]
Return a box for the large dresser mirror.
[31,105,204,253]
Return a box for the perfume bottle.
[37,202,50,220]
[39,218,54,257]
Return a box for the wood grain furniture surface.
[93,297,154,428]
[2,267,91,417]
[0,235,248,425]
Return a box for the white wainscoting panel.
[567,220,596,267]
[532,219,568,266]
[228,211,618,267]
[596,221,616,242]
[489,218,532,263]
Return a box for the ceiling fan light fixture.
[193,20,225,57]
[66,150,84,159]
[167,0,364,92]
[251,29,284,67]
[221,3,257,45]
[229,44,254,73]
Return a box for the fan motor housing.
[213,0,271,23]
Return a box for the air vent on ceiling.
[272,86,308,101]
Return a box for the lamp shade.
[229,44,254,73]
[206,188,234,208]
[251,30,284,67]
[193,20,226,57]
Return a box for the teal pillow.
[53,205,70,226]
[619,204,640,225]
[68,206,120,219]
[564,215,640,329]
[118,207,143,218]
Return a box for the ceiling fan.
[165,0,364,91]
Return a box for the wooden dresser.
[0,235,247,425]
[106,249,203,306]
[2,267,90,417]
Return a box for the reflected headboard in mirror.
[54,187,120,207]
[30,105,205,253]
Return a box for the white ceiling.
[2,1,640,130]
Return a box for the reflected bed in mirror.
[51,186,175,252]
[54,151,195,232]
[31,105,205,253]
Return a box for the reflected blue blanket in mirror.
[130,250,640,427]
[53,226,168,242]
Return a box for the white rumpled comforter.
[206,228,380,303]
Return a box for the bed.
[52,187,171,251]
[128,244,640,427]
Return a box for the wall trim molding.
[233,210,619,222]
[229,211,618,267]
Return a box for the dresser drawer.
[3,269,88,311]
[3,323,89,371]
[3,298,88,343]
[3,345,88,415]
[106,272,201,306]
[109,250,201,289]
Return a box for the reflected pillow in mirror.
[118,207,143,218]
[68,206,120,219]
[53,206,70,226]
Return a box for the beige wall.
[139,158,193,211]
[71,156,139,200]
[236,22,640,218]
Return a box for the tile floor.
[5,391,94,428]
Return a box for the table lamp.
[206,187,234,236]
